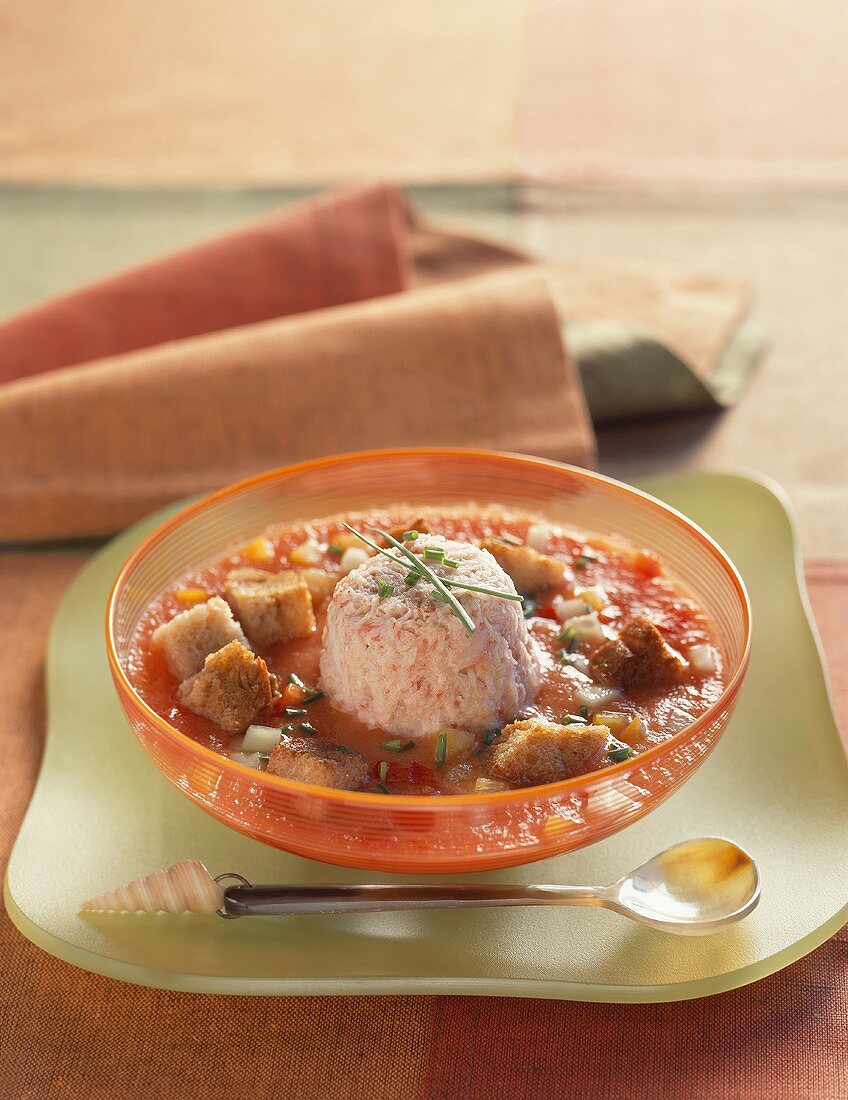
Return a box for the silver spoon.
[215,837,759,935]
[82,837,760,936]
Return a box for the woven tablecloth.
[1,555,846,1099]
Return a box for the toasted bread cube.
[267,736,368,790]
[590,616,686,691]
[225,569,316,647]
[490,719,609,787]
[480,540,565,595]
[178,641,275,732]
[152,595,249,681]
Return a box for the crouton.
[480,539,565,595]
[178,640,275,732]
[267,736,368,790]
[228,566,339,607]
[152,595,249,681]
[589,616,687,691]
[490,719,609,787]
[225,569,316,647]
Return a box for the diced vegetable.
[242,537,275,564]
[553,595,591,622]
[340,546,369,574]
[607,737,634,763]
[175,587,210,604]
[562,712,588,725]
[241,724,283,754]
[437,727,474,761]
[620,716,646,745]
[290,540,323,566]
[591,712,630,735]
[688,644,717,675]
[525,522,553,551]
[229,751,263,769]
[574,585,608,612]
[575,683,623,709]
[563,612,606,646]
[560,653,591,676]
[475,777,509,793]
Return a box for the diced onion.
[565,612,606,646]
[574,585,608,612]
[290,539,323,566]
[241,724,283,754]
[475,777,509,793]
[575,683,622,709]
[339,546,370,574]
[553,595,590,622]
[229,751,263,769]
[526,523,553,551]
[565,653,591,676]
[688,644,716,674]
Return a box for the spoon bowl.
[606,837,760,934]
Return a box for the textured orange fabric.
[0,268,593,541]
[1,558,846,1099]
[0,183,597,542]
[0,182,411,384]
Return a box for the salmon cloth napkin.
[0,182,760,542]
[0,183,591,541]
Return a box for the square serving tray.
[5,472,848,1001]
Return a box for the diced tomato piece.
[371,759,439,791]
[280,682,309,707]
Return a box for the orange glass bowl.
[107,449,751,874]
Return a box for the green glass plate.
[5,472,847,1001]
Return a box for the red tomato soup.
[127,507,724,796]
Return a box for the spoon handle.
[220,882,603,918]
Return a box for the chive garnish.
[284,707,308,718]
[499,533,523,546]
[404,570,420,586]
[424,546,445,562]
[443,558,460,569]
[377,782,391,794]
[328,544,343,558]
[379,760,389,784]
[435,732,448,767]
[297,721,317,736]
[473,728,500,755]
[377,580,395,598]
[380,739,403,751]
[341,523,523,635]
[574,553,599,569]
[563,712,587,725]
[402,530,419,541]
[578,705,590,720]
[558,625,579,653]
[607,737,633,763]
[258,753,270,764]
[399,740,415,753]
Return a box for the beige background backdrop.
[1,0,846,186]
